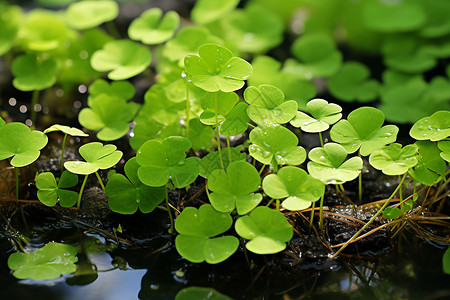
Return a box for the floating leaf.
[66,0,118,30]
[136,136,200,188]
[36,171,78,207]
[105,158,166,214]
[307,143,363,184]
[207,160,262,215]
[244,84,297,125]
[290,98,341,133]
[176,287,232,300]
[8,242,78,281]
[175,204,239,264]
[262,166,324,211]
[408,141,447,185]
[330,106,399,156]
[12,54,58,91]
[199,146,246,179]
[91,39,152,80]
[235,206,293,254]
[191,0,239,25]
[64,142,123,175]
[184,43,253,92]
[409,111,450,142]
[369,143,418,176]
[128,8,179,45]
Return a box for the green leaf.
[136,136,200,188]
[220,102,250,137]
[128,8,179,45]
[409,111,450,142]
[88,79,135,102]
[175,204,239,264]
[290,98,342,133]
[199,91,239,126]
[191,0,239,25]
[408,141,447,185]
[12,54,58,91]
[64,142,123,175]
[8,242,78,280]
[105,158,166,214]
[184,43,253,92]
[199,146,246,179]
[330,106,399,156]
[176,287,232,300]
[249,125,306,167]
[262,166,324,211]
[91,39,152,80]
[187,118,215,151]
[235,206,293,254]
[244,85,297,125]
[0,4,21,56]
[207,160,262,215]
[307,143,363,184]
[438,140,450,162]
[44,124,88,137]
[383,207,402,220]
[327,62,379,103]
[36,171,78,207]
[65,0,118,30]
[0,122,48,167]
[444,247,450,274]
[369,143,418,176]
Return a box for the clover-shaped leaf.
[207,160,262,215]
[0,122,48,167]
[0,4,21,56]
[438,140,450,162]
[262,167,324,211]
[409,111,450,142]
[187,118,216,151]
[64,142,123,175]
[136,136,200,188]
[12,54,58,91]
[184,43,253,92]
[307,143,363,184]
[369,143,418,176]
[130,117,181,151]
[199,91,239,126]
[244,84,297,125]
[36,171,78,207]
[235,206,293,254]
[199,146,246,179]
[290,98,342,133]
[408,141,447,185]
[220,103,250,137]
[191,0,239,25]
[105,158,166,214]
[8,242,78,281]
[128,8,179,45]
[249,125,306,168]
[175,204,239,264]
[91,39,152,80]
[330,106,399,156]
[88,79,135,102]
[66,0,118,30]
[327,62,379,103]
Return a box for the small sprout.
[262,166,325,211]
[199,146,246,179]
[438,140,450,162]
[307,143,363,185]
[235,206,293,254]
[128,8,180,45]
[244,84,298,125]
[36,171,78,207]
[191,0,239,25]
[327,62,379,103]
[136,136,200,188]
[409,111,450,142]
[290,98,342,133]
[105,158,166,214]
[330,106,399,156]
[175,204,239,264]
[12,54,58,91]
[65,0,118,30]
[369,143,418,176]
[249,125,306,170]
[7,242,78,281]
[175,287,232,300]
[184,43,253,92]
[207,160,263,215]
[91,39,152,80]
[408,141,447,185]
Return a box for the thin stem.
[184,76,190,137]
[30,90,40,127]
[331,173,407,259]
[318,131,324,147]
[266,198,275,207]
[276,199,280,211]
[309,201,316,230]
[15,167,19,203]
[165,185,174,235]
[214,92,224,170]
[95,171,105,192]
[226,136,232,162]
[77,175,89,209]
[318,192,325,231]
[258,164,266,175]
[358,151,362,204]
[61,133,68,171]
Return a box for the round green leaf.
[235,206,293,254]
[66,0,118,30]
[290,98,342,132]
[191,0,239,25]
[44,124,88,137]
[88,79,135,102]
[369,143,418,176]
[383,207,402,220]
[438,140,450,162]
[409,111,450,142]
[12,54,58,91]
[91,39,152,80]
[36,171,78,207]
[199,91,240,126]
[408,141,447,185]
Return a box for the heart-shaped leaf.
[66,0,118,30]
[408,141,447,185]
[369,143,418,176]
[307,143,363,184]
[199,146,246,179]
[235,206,293,254]
[175,204,239,264]
[88,79,135,102]
[36,171,78,207]
[409,111,450,142]
[290,98,342,132]
[12,54,58,91]
[262,166,324,211]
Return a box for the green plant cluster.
[0,0,449,280]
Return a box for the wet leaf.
[290,98,341,132]
[36,171,78,207]
[369,143,418,176]
[409,111,450,142]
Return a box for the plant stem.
[15,167,19,203]
[358,151,362,204]
[331,173,407,259]
[318,131,324,147]
[30,89,40,127]
[214,92,224,170]
[61,133,68,171]
[226,136,232,162]
[77,175,89,209]
[95,171,105,192]
[318,193,325,231]
[165,185,174,235]
[276,199,280,210]
[184,76,190,137]
[309,201,315,230]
